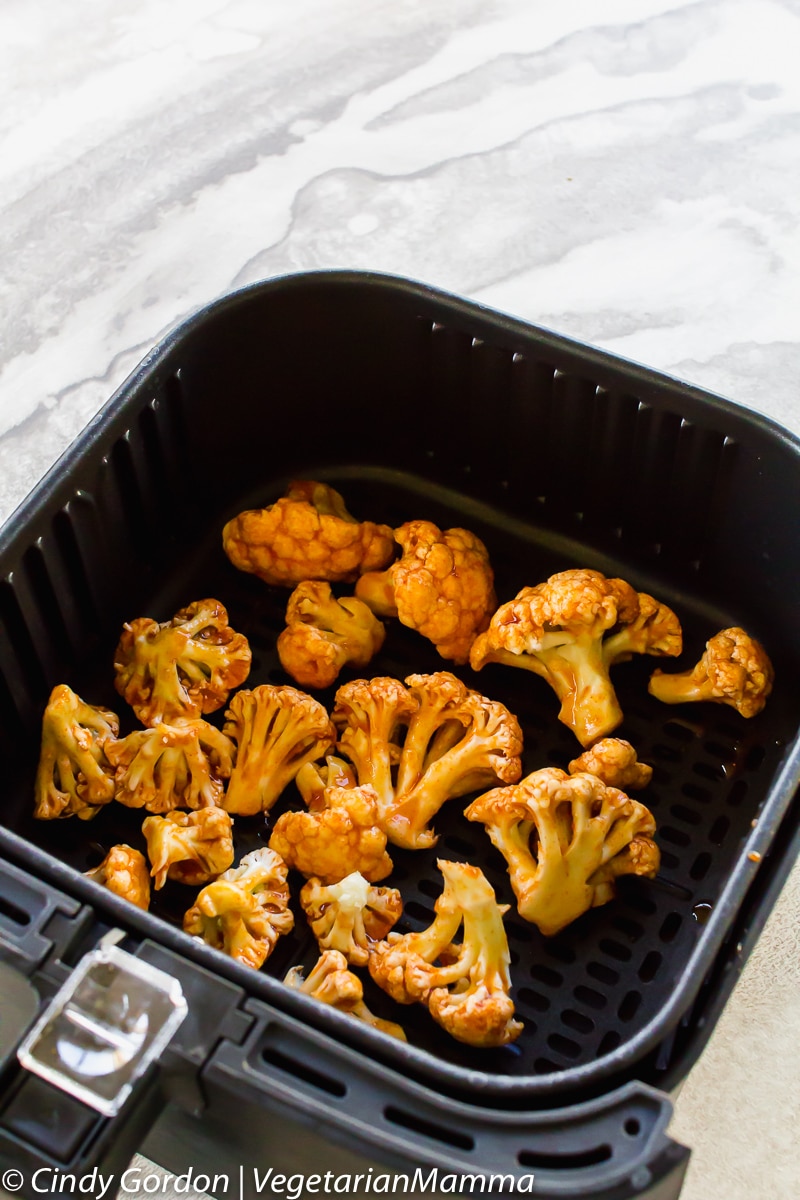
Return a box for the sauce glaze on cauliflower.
[222,481,395,587]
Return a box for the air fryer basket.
[0,272,798,1196]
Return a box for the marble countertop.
[2,1,799,1197]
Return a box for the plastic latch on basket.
[16,934,187,1117]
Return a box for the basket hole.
[694,761,724,783]
[659,825,691,848]
[621,891,658,917]
[587,961,619,985]
[547,1033,582,1059]
[618,991,642,1022]
[518,987,551,1013]
[659,850,680,870]
[573,985,607,1011]
[530,963,563,988]
[561,1009,595,1035]
[599,938,632,962]
[708,816,730,846]
[597,1030,621,1056]
[728,780,749,808]
[690,852,712,881]
[417,878,441,900]
[638,951,663,982]
[663,720,698,743]
[610,915,645,941]
[544,941,576,965]
[261,1048,346,1098]
[744,744,766,771]
[669,803,703,826]
[704,739,736,759]
[0,895,32,928]
[624,1118,642,1137]
[383,1106,474,1151]
[659,912,683,943]
[507,921,536,943]
[404,900,435,924]
[651,742,681,763]
[682,782,712,803]
[518,1144,612,1170]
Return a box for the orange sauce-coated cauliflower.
[269,780,393,884]
[285,951,407,1040]
[34,685,119,820]
[222,685,336,816]
[569,738,653,790]
[184,847,294,969]
[142,807,234,890]
[333,672,523,850]
[356,520,496,664]
[470,569,681,747]
[368,860,522,1048]
[277,582,385,689]
[649,626,773,717]
[300,871,403,966]
[84,845,151,910]
[222,481,395,588]
[465,767,659,936]
[332,677,418,821]
[106,719,235,812]
[114,599,251,726]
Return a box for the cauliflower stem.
[223,685,335,815]
[649,627,773,717]
[334,672,522,850]
[369,860,522,1047]
[466,767,659,935]
[34,685,119,820]
[470,570,681,747]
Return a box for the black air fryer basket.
[0,273,799,1200]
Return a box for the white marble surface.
[2,1,800,1197]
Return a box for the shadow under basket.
[0,272,798,1200]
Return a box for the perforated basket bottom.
[15,472,794,1080]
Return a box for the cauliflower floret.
[34,685,119,820]
[356,520,496,664]
[184,847,294,969]
[222,480,395,588]
[300,872,403,966]
[649,627,773,717]
[569,738,652,790]
[285,951,407,1041]
[465,767,659,936]
[333,672,523,850]
[143,807,234,890]
[84,845,151,910]
[470,569,681,747]
[277,582,385,689]
[386,673,523,850]
[333,678,418,819]
[105,719,235,812]
[222,685,336,816]
[369,860,522,1048]
[114,599,251,726]
[602,592,683,666]
[269,782,393,883]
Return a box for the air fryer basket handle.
[206,1000,690,1199]
[0,895,171,1194]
